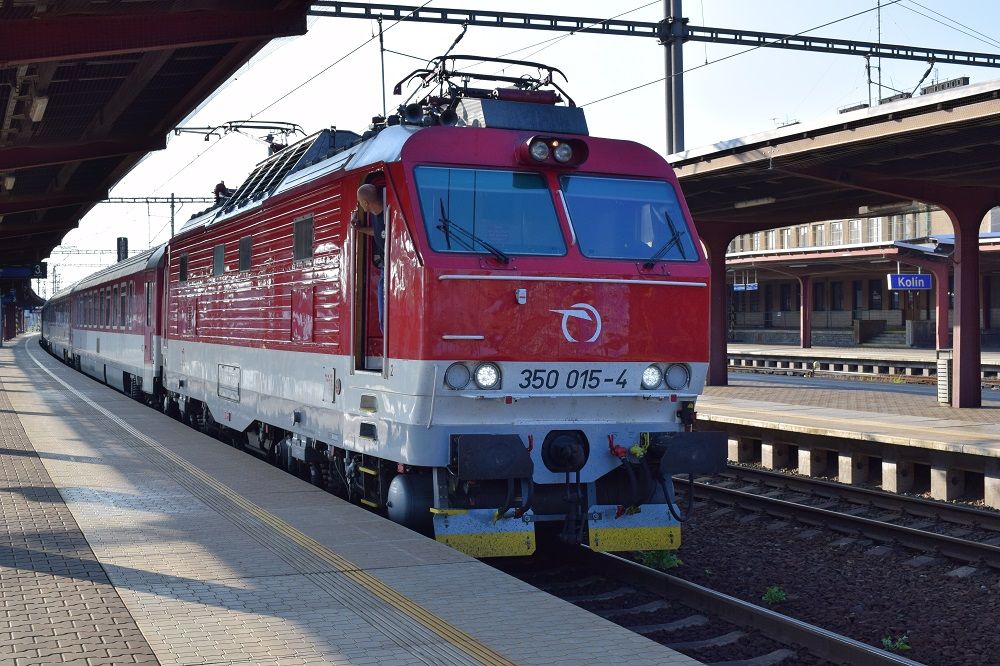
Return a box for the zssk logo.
[551,303,602,343]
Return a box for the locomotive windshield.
[560,175,699,262]
[414,167,566,256]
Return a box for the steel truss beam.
[310,2,1000,69]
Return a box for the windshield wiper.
[643,207,688,268]
[437,199,509,264]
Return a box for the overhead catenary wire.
[152,1,434,196]
[252,0,435,118]
[581,0,906,107]
[900,0,1000,50]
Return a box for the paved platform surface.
[702,375,1000,457]
[1,335,700,666]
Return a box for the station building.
[723,196,1000,349]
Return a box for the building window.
[780,283,792,311]
[849,219,861,244]
[830,222,843,245]
[239,236,252,270]
[212,244,225,276]
[830,282,844,310]
[797,226,808,247]
[751,233,761,251]
[781,228,791,249]
[765,230,776,249]
[891,215,905,240]
[179,254,188,282]
[869,279,883,310]
[812,224,825,246]
[868,217,882,243]
[813,281,826,311]
[293,215,314,261]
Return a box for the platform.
[0,335,698,666]
[701,374,1000,506]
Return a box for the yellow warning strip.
[702,401,1000,446]
[25,343,513,666]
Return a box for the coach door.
[143,279,154,364]
[352,174,388,374]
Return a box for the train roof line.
[69,246,166,293]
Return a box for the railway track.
[690,466,1000,569]
[494,546,920,665]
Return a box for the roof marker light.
[529,140,550,161]
[553,142,573,163]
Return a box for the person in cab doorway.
[350,183,386,332]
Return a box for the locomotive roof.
[179,125,421,235]
[178,85,589,237]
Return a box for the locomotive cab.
[369,56,728,556]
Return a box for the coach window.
[239,236,252,271]
[99,289,105,326]
[293,216,314,261]
[213,244,225,276]
[179,254,188,282]
[113,286,119,328]
[120,284,127,327]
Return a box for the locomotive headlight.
[553,142,573,163]
[529,140,550,161]
[641,364,663,390]
[473,362,502,390]
[444,362,471,390]
[665,363,691,390]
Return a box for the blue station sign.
[733,282,759,292]
[887,273,932,290]
[0,263,46,279]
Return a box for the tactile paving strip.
[24,345,513,666]
[0,374,159,665]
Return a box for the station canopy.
[0,0,311,269]
[671,79,1000,230]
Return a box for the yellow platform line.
[25,343,513,666]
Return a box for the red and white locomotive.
[42,57,725,557]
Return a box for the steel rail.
[570,548,922,666]
[720,465,1000,529]
[685,478,1000,568]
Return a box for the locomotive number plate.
[517,367,628,391]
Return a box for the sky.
[39,0,1000,296]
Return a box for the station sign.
[732,282,759,292]
[0,263,47,279]
[887,273,932,290]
